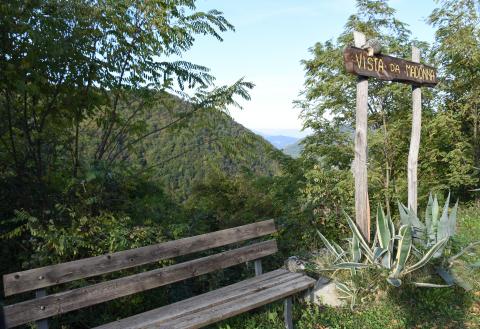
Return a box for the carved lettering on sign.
[344,46,437,87]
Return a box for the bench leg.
[254,259,263,276]
[284,297,293,329]
[35,289,49,329]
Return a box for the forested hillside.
[133,93,281,199]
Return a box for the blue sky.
[182,0,437,137]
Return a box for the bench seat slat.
[3,220,276,296]
[3,240,277,328]
[94,269,300,329]
[96,272,315,329]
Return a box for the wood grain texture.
[353,31,371,242]
[3,240,278,328]
[3,219,276,296]
[344,46,437,87]
[151,276,315,329]
[408,47,422,214]
[254,260,262,276]
[94,269,301,329]
[284,297,293,329]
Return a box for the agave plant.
[318,207,449,287]
[398,193,458,258]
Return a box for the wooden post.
[284,297,293,329]
[408,46,422,214]
[35,289,49,329]
[353,31,370,241]
[254,259,262,276]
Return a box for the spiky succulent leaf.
[430,195,440,245]
[436,267,455,285]
[345,213,374,262]
[437,193,451,242]
[404,237,448,274]
[335,282,352,295]
[317,230,339,258]
[398,201,409,226]
[376,206,391,249]
[425,193,433,230]
[373,247,387,262]
[387,277,402,287]
[391,225,412,277]
[449,200,458,236]
[352,234,361,262]
[412,282,452,288]
[334,262,370,269]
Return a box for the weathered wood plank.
[353,31,371,242]
[3,240,277,328]
[254,260,262,276]
[154,276,315,329]
[94,269,301,329]
[4,219,276,296]
[408,46,422,214]
[344,46,437,87]
[284,297,293,329]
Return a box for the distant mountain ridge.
[282,139,304,158]
[259,134,300,149]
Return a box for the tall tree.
[0,0,252,214]
[428,0,480,198]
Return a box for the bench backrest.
[2,219,277,328]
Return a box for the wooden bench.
[1,219,314,329]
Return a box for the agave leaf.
[449,200,458,236]
[430,195,439,244]
[398,201,409,226]
[387,277,402,287]
[404,237,448,274]
[388,212,395,248]
[317,230,339,258]
[352,234,361,263]
[437,193,451,242]
[373,246,387,262]
[412,282,452,288]
[376,206,391,249]
[436,267,455,285]
[425,193,433,225]
[335,282,352,295]
[345,213,374,262]
[333,241,346,256]
[333,262,370,269]
[391,225,412,277]
[381,251,392,269]
[451,270,473,291]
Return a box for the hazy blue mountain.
[256,134,300,149]
[282,139,304,158]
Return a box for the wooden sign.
[344,46,437,87]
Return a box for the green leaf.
[392,225,412,277]
[376,206,391,249]
[404,238,448,274]
[412,282,452,288]
[317,230,339,258]
[334,262,370,269]
[352,234,361,263]
[387,277,402,287]
[344,212,374,262]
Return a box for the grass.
[213,204,480,329]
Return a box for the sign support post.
[353,31,370,242]
[345,32,437,237]
[408,46,422,214]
